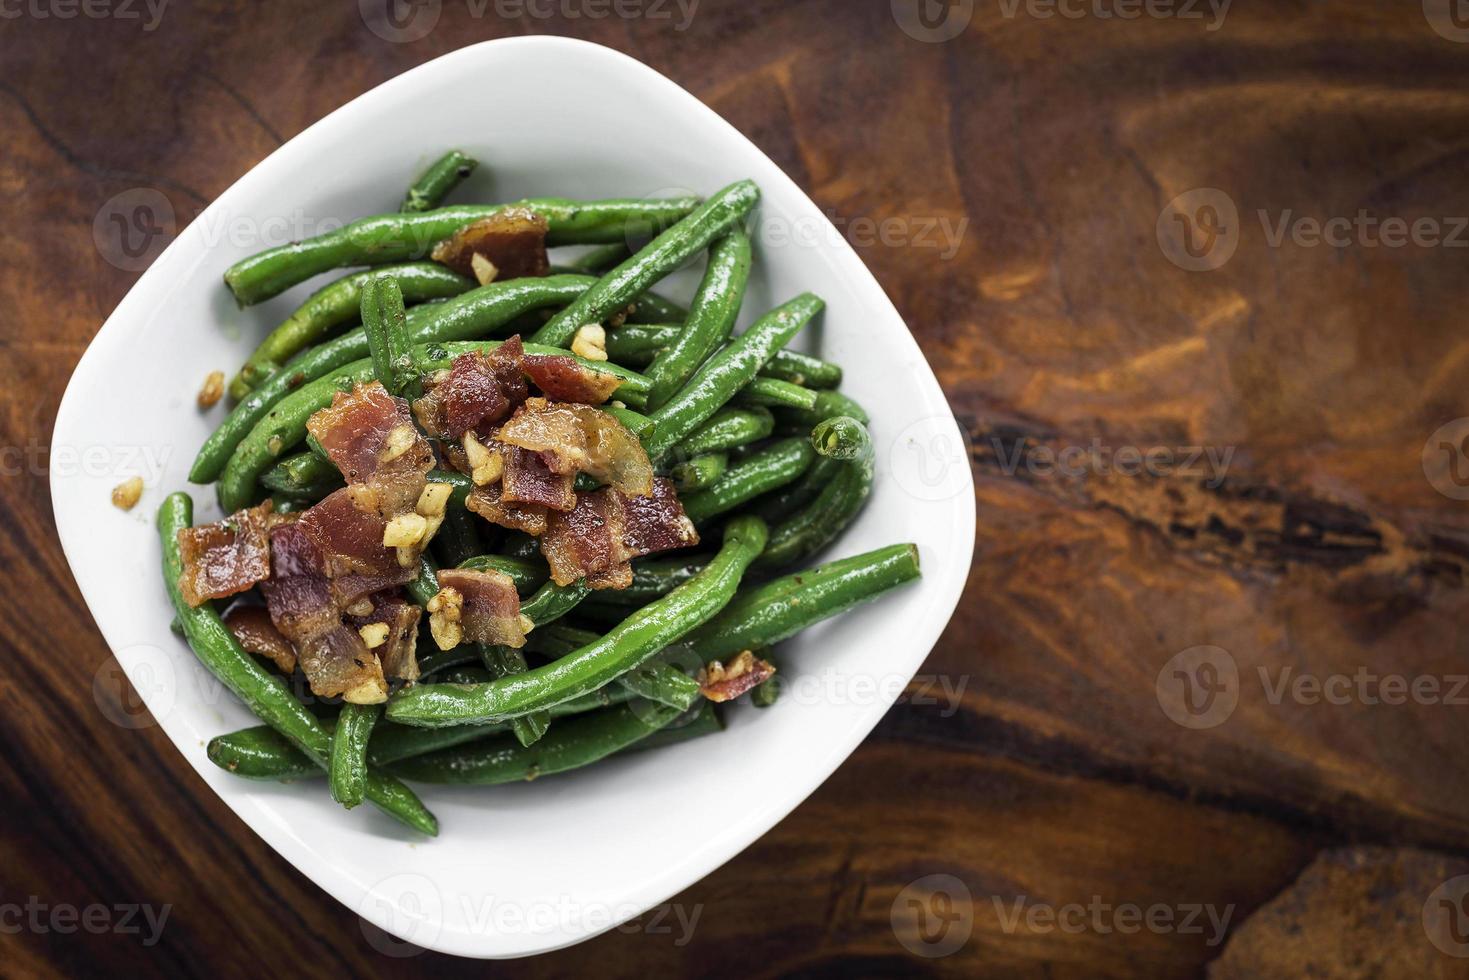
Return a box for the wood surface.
[4,1,1469,976]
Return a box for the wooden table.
[5,2,1469,975]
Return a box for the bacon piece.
[501,446,576,511]
[297,489,410,585]
[521,353,621,405]
[540,478,698,587]
[346,593,421,682]
[698,651,777,703]
[466,482,548,537]
[260,524,387,703]
[175,501,275,607]
[435,569,529,649]
[307,382,433,489]
[497,398,653,497]
[412,338,528,441]
[223,604,296,674]
[430,207,550,282]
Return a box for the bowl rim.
[52,34,976,958]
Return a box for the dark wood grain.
[4,1,1469,975]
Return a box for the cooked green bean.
[643,294,822,459]
[669,452,727,491]
[683,543,922,663]
[677,406,774,456]
[617,662,701,710]
[216,340,650,511]
[579,556,711,610]
[755,348,841,389]
[224,196,701,306]
[680,437,816,524]
[777,389,869,429]
[734,377,818,411]
[566,241,632,273]
[361,274,417,395]
[229,263,473,401]
[457,554,548,593]
[401,150,477,213]
[386,516,767,726]
[811,415,871,460]
[158,492,436,835]
[606,323,839,392]
[624,291,689,324]
[329,703,379,808]
[433,506,486,567]
[645,227,751,409]
[531,180,760,348]
[193,275,596,484]
[259,452,343,498]
[481,577,592,746]
[386,700,686,784]
[750,455,840,524]
[760,405,874,568]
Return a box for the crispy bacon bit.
[497,398,653,497]
[176,501,276,607]
[436,569,530,648]
[540,478,698,588]
[430,207,550,282]
[223,604,297,674]
[466,483,549,537]
[521,353,621,405]
[307,382,433,487]
[697,650,776,703]
[261,523,387,703]
[412,338,528,441]
[501,446,576,512]
[346,593,421,682]
[297,490,407,583]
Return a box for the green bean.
[811,416,871,460]
[387,516,767,726]
[457,554,548,593]
[751,655,781,708]
[577,556,711,615]
[216,340,650,511]
[531,180,760,348]
[387,700,685,784]
[750,456,840,524]
[416,646,480,677]
[500,532,542,561]
[680,438,816,524]
[776,389,870,430]
[433,506,485,568]
[229,263,473,401]
[602,405,653,439]
[682,543,922,663]
[734,377,818,411]
[482,577,592,746]
[259,452,344,498]
[566,241,632,273]
[329,703,379,808]
[677,407,774,457]
[401,150,477,213]
[603,323,680,365]
[754,348,841,389]
[632,701,723,752]
[644,294,822,460]
[669,452,727,491]
[158,492,436,835]
[523,622,599,658]
[617,661,701,710]
[361,274,417,395]
[193,275,595,484]
[624,291,689,324]
[224,197,701,306]
[645,227,751,409]
[760,407,874,568]
[207,726,320,781]
[606,323,838,392]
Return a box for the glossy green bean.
[483,577,592,745]
[433,506,485,567]
[760,405,874,568]
[259,452,343,498]
[230,263,473,401]
[457,554,548,593]
[734,377,818,411]
[566,241,632,273]
[617,661,702,710]
[776,389,870,429]
[158,492,436,835]
[578,555,711,610]
[645,227,751,409]
[680,437,815,524]
[643,294,822,459]
[669,452,727,491]
[361,274,416,395]
[329,703,379,808]
[224,197,700,306]
[676,407,774,456]
[386,516,767,726]
[531,180,760,348]
[192,275,596,484]
[401,150,477,213]
[811,415,871,460]
[606,323,838,393]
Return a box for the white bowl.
[52,36,975,959]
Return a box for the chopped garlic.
[197,370,225,409]
[427,586,464,650]
[345,598,375,617]
[470,253,499,286]
[358,623,390,649]
[383,512,429,548]
[380,424,417,463]
[417,482,453,518]
[571,324,608,362]
[343,678,388,705]
[111,476,144,511]
[463,431,503,486]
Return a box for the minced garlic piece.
[427,586,464,650]
[463,431,503,486]
[417,482,453,518]
[197,370,225,409]
[571,324,608,362]
[358,623,390,649]
[111,476,144,511]
[383,512,429,548]
[380,424,418,464]
[345,598,375,617]
[470,253,499,286]
[343,678,388,705]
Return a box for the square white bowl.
[52,36,975,959]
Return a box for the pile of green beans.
[169,164,924,835]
